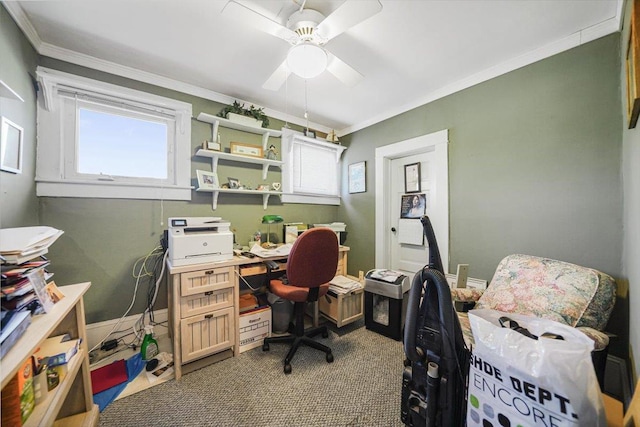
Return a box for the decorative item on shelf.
[303,128,316,138]
[265,144,278,160]
[196,170,219,190]
[261,215,284,249]
[228,177,240,189]
[272,182,281,191]
[257,184,270,191]
[230,141,263,158]
[327,129,340,144]
[202,136,221,151]
[217,100,269,128]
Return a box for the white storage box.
[239,306,271,353]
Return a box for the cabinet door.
[180,267,233,297]
[180,307,235,363]
[180,285,234,318]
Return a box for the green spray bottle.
[140,325,159,360]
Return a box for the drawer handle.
[205,270,214,275]
[205,314,213,319]
[204,291,213,296]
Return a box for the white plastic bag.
[466,309,605,427]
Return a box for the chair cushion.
[270,279,330,303]
[475,254,616,330]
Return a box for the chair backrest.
[476,254,616,330]
[286,228,338,289]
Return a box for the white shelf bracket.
[211,156,220,174]
[261,164,269,180]
[212,191,220,210]
[262,194,270,210]
[261,132,271,150]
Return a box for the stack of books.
[1,226,65,358]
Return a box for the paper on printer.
[168,217,233,266]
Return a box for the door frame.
[374,129,449,271]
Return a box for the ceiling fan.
[222,0,383,90]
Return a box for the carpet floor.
[98,321,405,426]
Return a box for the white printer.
[168,217,233,266]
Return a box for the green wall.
[340,34,623,284]
[0,5,39,227]
[621,0,640,380]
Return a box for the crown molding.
[2,1,42,51]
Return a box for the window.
[281,129,345,205]
[35,67,192,200]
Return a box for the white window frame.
[35,67,192,200]
[281,128,346,205]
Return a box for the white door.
[375,130,449,277]
[389,151,435,274]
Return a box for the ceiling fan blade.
[326,53,363,87]
[315,0,382,42]
[222,0,299,44]
[262,59,291,91]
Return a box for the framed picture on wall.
[348,161,366,193]
[404,162,421,193]
[1,116,23,174]
[628,0,640,129]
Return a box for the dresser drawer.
[180,285,234,318]
[180,267,233,297]
[180,307,235,363]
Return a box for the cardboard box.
[239,306,271,353]
[319,288,364,328]
[1,357,35,426]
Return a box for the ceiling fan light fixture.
[287,42,327,79]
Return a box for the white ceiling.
[4,0,623,136]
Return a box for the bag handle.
[498,316,565,341]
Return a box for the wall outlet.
[456,264,469,288]
[358,270,364,281]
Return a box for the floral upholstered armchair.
[452,254,617,386]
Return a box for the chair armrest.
[576,327,610,351]
[450,288,485,303]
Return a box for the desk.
[167,246,350,379]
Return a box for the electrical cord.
[89,245,166,353]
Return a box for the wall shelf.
[196,187,282,210]
[197,112,281,150]
[195,148,283,180]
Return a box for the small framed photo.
[348,161,366,194]
[230,141,263,158]
[304,129,316,138]
[228,177,239,189]
[196,170,219,190]
[404,162,421,193]
[1,116,24,174]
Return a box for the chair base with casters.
[263,301,333,374]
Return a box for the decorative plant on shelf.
[217,100,270,128]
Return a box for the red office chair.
[262,228,338,374]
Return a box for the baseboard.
[86,309,168,350]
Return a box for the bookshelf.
[1,282,98,426]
